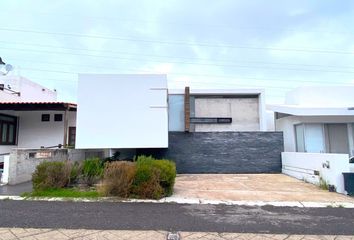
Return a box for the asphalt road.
[0,201,354,235]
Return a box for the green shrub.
[69,161,82,185]
[82,157,104,186]
[99,161,136,197]
[152,159,176,196]
[131,155,176,199]
[32,161,71,190]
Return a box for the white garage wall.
[76,74,168,149]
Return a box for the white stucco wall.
[282,152,351,194]
[17,111,65,148]
[285,86,354,107]
[0,91,21,102]
[276,115,354,153]
[0,76,57,102]
[76,74,168,149]
[266,110,275,131]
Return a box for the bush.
[152,159,176,196]
[69,161,82,185]
[32,161,71,190]
[99,161,136,197]
[82,157,104,186]
[131,155,176,199]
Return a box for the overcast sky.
[1,0,353,103]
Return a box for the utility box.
[343,172,354,195]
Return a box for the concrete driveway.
[173,174,354,204]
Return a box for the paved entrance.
[173,174,354,203]
[0,181,32,196]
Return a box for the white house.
[268,86,354,156]
[76,74,282,174]
[0,75,77,154]
[268,86,354,194]
[76,74,268,150]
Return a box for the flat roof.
[0,102,77,111]
[267,104,354,116]
[168,88,264,95]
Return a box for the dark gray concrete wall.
[138,132,283,174]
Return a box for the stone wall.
[7,148,105,185]
[138,132,284,174]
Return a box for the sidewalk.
[0,228,353,240]
[0,182,32,196]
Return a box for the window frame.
[0,113,17,145]
[41,114,50,122]
[54,114,63,122]
[68,126,76,147]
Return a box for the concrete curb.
[1,195,354,208]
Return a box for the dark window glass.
[41,114,50,122]
[68,127,76,146]
[0,114,17,145]
[2,123,8,142]
[54,114,63,122]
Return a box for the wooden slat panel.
[184,86,190,132]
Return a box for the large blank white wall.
[76,74,168,149]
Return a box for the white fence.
[282,152,352,194]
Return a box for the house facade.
[76,74,283,173]
[268,86,354,194]
[0,75,77,155]
[269,86,354,156]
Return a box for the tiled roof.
[0,102,77,111]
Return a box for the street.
[0,201,353,235]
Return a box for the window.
[168,95,185,131]
[295,124,305,152]
[295,123,326,153]
[304,124,325,153]
[0,114,17,145]
[41,114,50,122]
[68,127,76,146]
[54,114,63,122]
